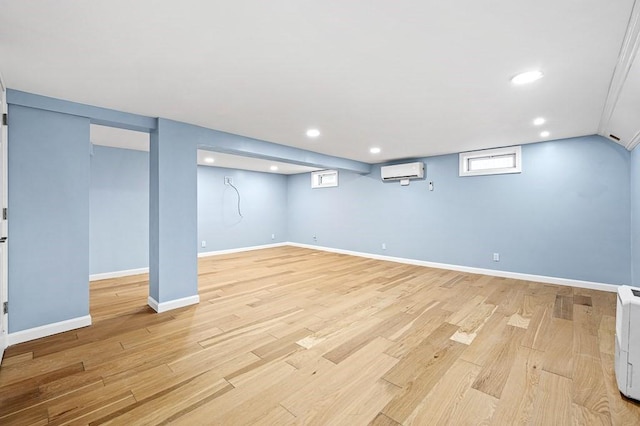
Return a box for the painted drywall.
[8,105,91,333]
[631,145,640,286]
[88,145,288,274]
[90,145,149,275]
[198,166,288,251]
[5,89,371,338]
[149,119,199,304]
[287,135,631,285]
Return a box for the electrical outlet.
[493,253,500,262]
[224,176,232,185]
[201,240,207,248]
[382,243,386,250]
[313,235,317,242]
[271,233,275,240]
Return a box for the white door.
[0,73,7,361]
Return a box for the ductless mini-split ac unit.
[381,162,425,184]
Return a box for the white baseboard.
[147,295,200,313]
[88,244,288,282]
[90,267,149,282]
[287,242,619,293]
[7,315,92,346]
[198,242,288,258]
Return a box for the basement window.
[311,170,338,188]
[459,146,522,177]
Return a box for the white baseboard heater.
[615,285,640,401]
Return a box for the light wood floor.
[1,246,640,425]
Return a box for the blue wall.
[6,89,635,338]
[8,105,91,332]
[631,145,640,286]
[198,166,288,251]
[287,135,631,285]
[148,119,199,304]
[90,145,149,275]
[88,146,288,274]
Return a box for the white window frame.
[459,146,522,177]
[311,169,338,188]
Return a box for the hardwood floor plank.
[490,346,544,425]
[322,311,414,364]
[598,315,616,356]
[0,351,33,367]
[459,312,509,366]
[98,375,232,425]
[0,362,86,416]
[403,359,481,425]
[48,391,136,426]
[381,339,466,423]
[471,324,525,399]
[542,317,574,378]
[446,388,498,425]
[571,403,612,426]
[133,351,259,402]
[449,302,497,345]
[168,361,296,424]
[520,305,551,350]
[382,322,459,387]
[574,294,593,307]
[281,337,396,418]
[369,412,402,426]
[0,405,49,426]
[600,353,640,425]
[251,404,297,425]
[553,294,574,320]
[211,356,335,425]
[531,371,573,425]
[573,354,610,416]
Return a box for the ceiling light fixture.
[204,157,214,163]
[540,131,550,137]
[511,70,544,85]
[369,147,381,154]
[306,128,320,138]
[270,165,279,171]
[533,117,545,126]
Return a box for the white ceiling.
[1,1,639,164]
[90,124,318,174]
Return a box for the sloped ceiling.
[1,0,640,164]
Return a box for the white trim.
[7,315,92,346]
[88,244,287,281]
[459,146,522,177]
[625,128,640,151]
[0,70,7,360]
[311,169,339,188]
[286,242,619,293]
[147,295,200,313]
[598,0,640,146]
[90,267,149,281]
[197,242,288,258]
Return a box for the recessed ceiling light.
[306,128,320,138]
[369,147,381,154]
[540,131,550,137]
[204,157,214,163]
[511,70,544,85]
[270,165,279,171]
[533,117,545,126]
